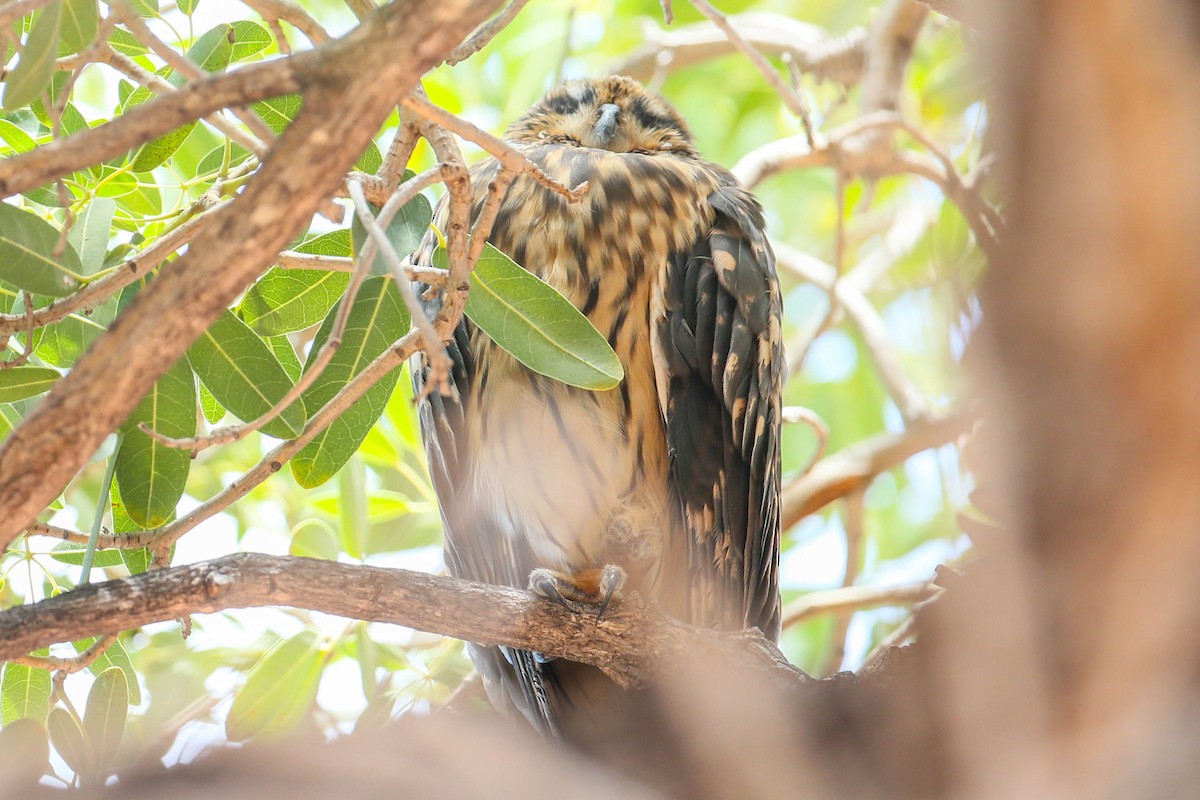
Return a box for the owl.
[412,75,783,742]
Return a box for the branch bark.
[0,0,504,548]
[0,553,807,692]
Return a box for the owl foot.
[529,564,627,620]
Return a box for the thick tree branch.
[0,0,505,548]
[0,553,808,692]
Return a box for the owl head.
[507,75,696,156]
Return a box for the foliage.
[0,0,984,787]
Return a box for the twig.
[348,179,452,395]
[401,93,589,205]
[239,0,332,45]
[111,3,277,148]
[614,14,865,87]
[0,200,228,337]
[0,293,34,369]
[445,0,532,65]
[781,409,973,527]
[688,0,812,121]
[0,0,55,28]
[92,46,265,156]
[277,252,450,285]
[773,240,931,424]
[0,53,305,198]
[782,405,829,477]
[781,581,938,629]
[5,634,119,674]
[822,488,864,676]
[862,609,922,669]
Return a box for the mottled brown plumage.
[412,76,783,741]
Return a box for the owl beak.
[593,103,621,144]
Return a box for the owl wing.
[410,161,562,737]
[654,170,784,639]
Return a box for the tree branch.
[0,0,505,548]
[781,409,973,527]
[0,553,809,692]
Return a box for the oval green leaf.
[60,0,98,55]
[198,380,226,424]
[351,196,432,277]
[239,231,352,335]
[291,277,408,488]
[439,244,624,390]
[35,313,105,367]
[83,667,128,770]
[251,93,381,172]
[2,1,61,111]
[66,197,115,275]
[225,630,325,742]
[1,661,51,724]
[73,637,142,705]
[0,204,84,297]
[186,310,307,439]
[47,707,91,776]
[0,366,59,402]
[50,541,123,568]
[230,20,271,62]
[0,717,51,786]
[116,355,195,528]
[0,118,37,154]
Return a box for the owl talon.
[529,565,627,620]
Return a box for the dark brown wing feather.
[656,169,783,638]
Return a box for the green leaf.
[240,231,352,335]
[195,141,251,176]
[50,541,123,567]
[129,122,196,173]
[0,717,50,785]
[0,118,37,154]
[83,667,128,770]
[229,20,271,62]
[225,630,325,742]
[94,167,139,199]
[3,1,61,111]
[350,196,432,277]
[440,244,624,390]
[34,312,104,367]
[251,93,381,172]
[267,335,302,381]
[129,0,158,15]
[129,25,236,172]
[66,197,115,274]
[0,404,19,442]
[289,519,338,561]
[1,661,51,723]
[111,481,165,574]
[59,0,98,55]
[177,0,198,14]
[251,93,301,134]
[108,27,147,57]
[291,277,408,488]
[0,366,59,402]
[114,181,162,215]
[0,204,84,297]
[198,380,226,424]
[116,354,195,528]
[186,310,307,439]
[47,707,91,776]
[73,637,142,705]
